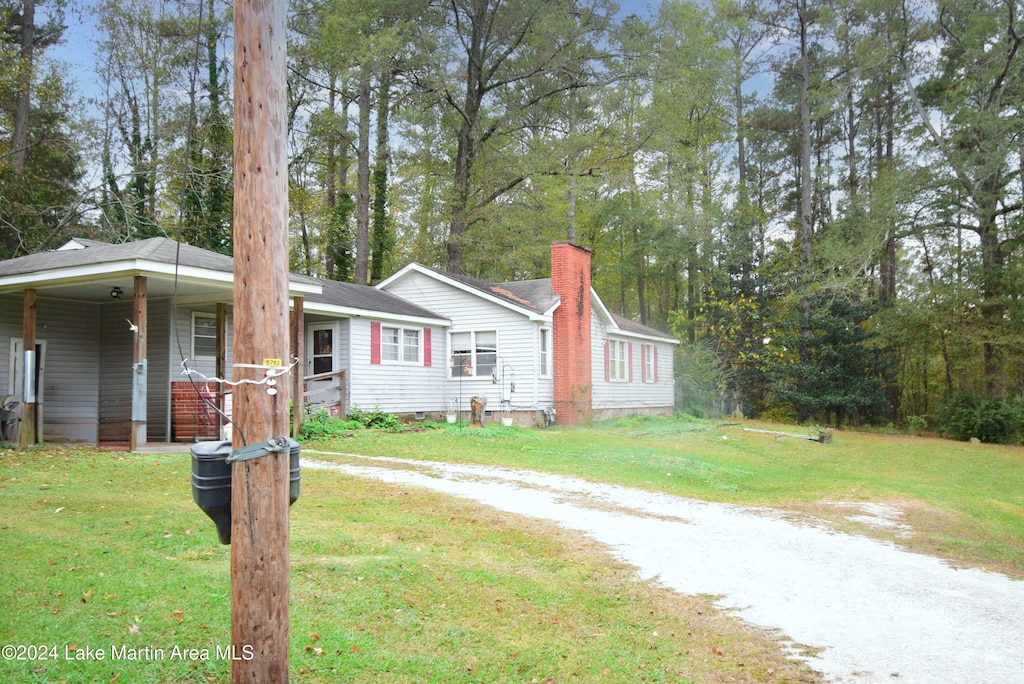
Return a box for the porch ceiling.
[4,272,234,304]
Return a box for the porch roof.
[305,278,449,326]
[0,237,321,302]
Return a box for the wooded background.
[2,0,1022,432]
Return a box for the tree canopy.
[3,0,1024,430]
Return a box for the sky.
[49,0,664,108]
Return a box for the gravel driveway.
[304,452,1024,684]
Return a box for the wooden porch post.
[20,288,37,445]
[290,296,304,438]
[130,276,148,451]
[216,302,227,437]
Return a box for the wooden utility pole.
[230,0,291,681]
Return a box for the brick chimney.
[550,242,592,425]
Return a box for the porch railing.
[303,369,347,419]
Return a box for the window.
[450,330,497,378]
[381,326,421,364]
[642,344,655,382]
[192,314,217,359]
[607,339,628,381]
[539,328,551,377]
[372,323,431,366]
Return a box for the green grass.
[0,444,820,683]
[306,415,1024,577]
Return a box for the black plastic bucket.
[190,439,300,545]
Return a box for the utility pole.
[231,0,291,681]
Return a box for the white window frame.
[192,313,218,360]
[381,325,423,365]
[450,330,498,379]
[609,339,628,382]
[538,328,551,378]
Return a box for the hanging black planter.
[190,439,301,544]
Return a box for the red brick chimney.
[550,242,592,425]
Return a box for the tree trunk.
[978,198,1007,401]
[8,0,36,253]
[355,64,371,285]
[797,0,814,364]
[370,69,392,284]
[12,0,34,172]
[446,0,489,275]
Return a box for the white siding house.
[378,265,559,422]
[379,244,678,425]
[0,238,677,444]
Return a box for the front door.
[306,323,339,410]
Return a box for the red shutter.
[604,340,610,382]
[641,344,647,383]
[653,346,659,382]
[370,321,381,364]
[628,343,633,382]
[423,327,432,366]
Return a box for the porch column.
[20,288,37,445]
[216,302,227,437]
[290,296,304,438]
[130,276,148,451]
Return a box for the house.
[0,238,676,447]
[378,242,678,425]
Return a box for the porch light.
[110,286,123,300]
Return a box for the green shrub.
[348,405,403,431]
[299,409,363,439]
[934,393,1023,444]
[759,405,799,425]
[299,406,405,439]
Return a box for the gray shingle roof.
[0,236,236,277]
[307,278,446,320]
[412,264,558,314]
[0,236,326,287]
[406,263,675,340]
[610,312,677,341]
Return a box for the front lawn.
[0,443,819,683]
[306,415,1024,577]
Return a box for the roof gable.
[378,263,558,319]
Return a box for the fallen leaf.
[128,624,140,634]
[172,609,184,618]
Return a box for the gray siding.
[100,300,211,442]
[147,303,170,441]
[0,294,102,442]
[98,301,135,441]
[170,304,234,382]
